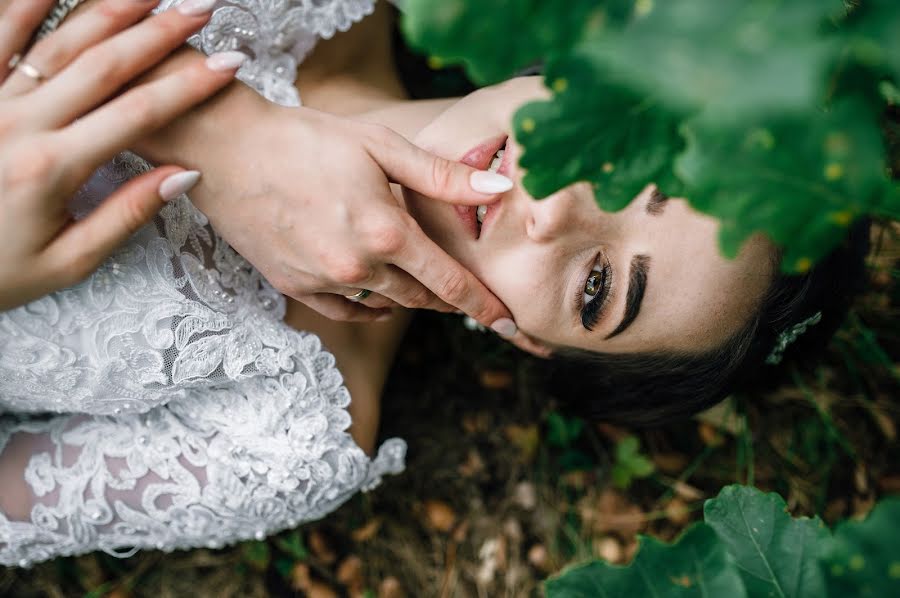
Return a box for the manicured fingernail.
[206,51,247,72]
[177,0,217,16]
[490,317,517,338]
[159,170,200,202]
[470,171,513,194]
[376,312,393,322]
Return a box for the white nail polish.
[159,171,201,202]
[470,171,513,194]
[176,0,217,16]
[206,51,247,72]
[490,318,517,338]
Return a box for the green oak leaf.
[584,0,842,118]
[821,497,900,597]
[545,523,747,598]
[837,0,900,82]
[675,97,894,271]
[401,0,627,84]
[704,485,830,598]
[514,51,685,210]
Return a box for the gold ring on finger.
[12,58,45,83]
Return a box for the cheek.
[478,249,559,334]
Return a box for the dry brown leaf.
[309,530,337,565]
[479,369,514,390]
[504,424,540,463]
[452,518,470,543]
[307,580,339,598]
[350,518,382,543]
[865,403,897,441]
[560,470,587,490]
[595,423,629,442]
[854,464,869,494]
[590,490,647,538]
[593,537,623,564]
[512,481,537,511]
[664,498,691,526]
[698,423,726,447]
[422,499,457,533]
[527,544,551,573]
[672,481,705,501]
[337,555,364,590]
[623,539,640,563]
[476,535,507,585]
[290,563,311,592]
[652,452,689,475]
[878,474,900,493]
[824,498,848,522]
[503,517,524,543]
[695,398,742,435]
[457,449,486,478]
[462,412,492,435]
[852,494,876,519]
[378,577,405,598]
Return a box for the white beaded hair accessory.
[765,311,823,365]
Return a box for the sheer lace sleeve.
[0,361,406,567]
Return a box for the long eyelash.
[579,259,613,331]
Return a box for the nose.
[526,190,577,243]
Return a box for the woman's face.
[404,77,775,355]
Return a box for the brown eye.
[584,270,604,297]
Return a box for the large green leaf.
[676,97,893,270]
[821,497,900,597]
[514,52,685,210]
[837,0,900,82]
[401,0,900,269]
[584,0,842,118]
[401,0,620,84]
[704,485,830,598]
[545,523,746,598]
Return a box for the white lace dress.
[0,0,406,567]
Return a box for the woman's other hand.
[144,96,520,336]
[0,0,244,311]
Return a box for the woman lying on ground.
[0,0,871,566]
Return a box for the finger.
[365,125,513,205]
[24,1,218,124]
[56,51,243,173]
[370,265,456,312]
[0,0,159,98]
[301,293,392,323]
[391,219,517,334]
[42,166,196,285]
[0,0,55,81]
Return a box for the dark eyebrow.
[604,255,650,340]
[646,188,669,215]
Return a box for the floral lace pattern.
[157,0,378,106]
[0,0,406,567]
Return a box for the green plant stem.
[790,368,856,459]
